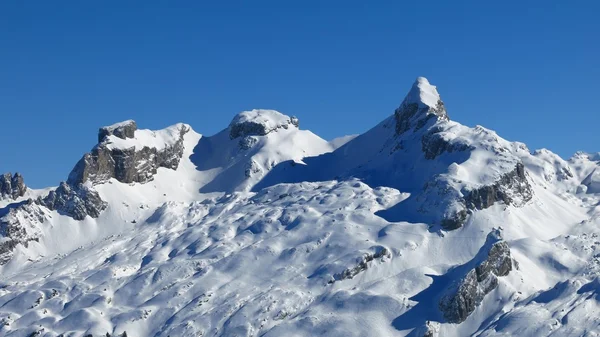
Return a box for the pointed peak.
[406,77,443,110]
[229,109,299,139]
[394,77,448,135]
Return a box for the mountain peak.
[229,109,299,139]
[394,77,448,135]
[408,77,442,109]
[98,119,137,143]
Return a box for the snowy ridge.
[0,77,599,337]
[104,123,189,151]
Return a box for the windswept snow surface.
[1,79,600,337]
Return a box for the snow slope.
[0,78,599,337]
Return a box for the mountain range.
[1,77,599,337]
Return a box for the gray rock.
[229,114,299,139]
[329,246,391,284]
[69,123,189,185]
[394,99,448,136]
[0,181,106,265]
[440,209,468,231]
[463,163,532,211]
[0,200,45,265]
[440,163,532,231]
[98,120,137,143]
[244,160,262,178]
[0,172,27,200]
[421,129,473,160]
[38,182,107,220]
[439,230,512,323]
[238,136,258,150]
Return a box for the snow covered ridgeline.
[256,77,534,230]
[229,109,300,139]
[0,77,600,336]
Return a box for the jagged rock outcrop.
[440,163,533,230]
[464,163,532,210]
[394,77,448,136]
[68,122,189,185]
[0,179,107,268]
[98,120,137,143]
[0,172,27,200]
[0,200,45,264]
[229,109,299,139]
[38,182,107,220]
[439,229,513,323]
[421,128,474,160]
[329,246,390,284]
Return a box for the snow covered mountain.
[0,78,598,337]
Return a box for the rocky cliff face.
[38,182,107,220]
[229,109,299,139]
[97,120,137,143]
[68,122,189,185]
[440,163,533,230]
[394,77,448,136]
[439,229,513,323]
[0,200,45,264]
[464,163,532,211]
[0,172,26,200]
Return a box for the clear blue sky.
[1,1,598,188]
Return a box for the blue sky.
[1,1,598,188]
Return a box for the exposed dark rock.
[69,123,189,185]
[421,130,473,160]
[394,98,447,136]
[38,182,107,220]
[0,156,114,265]
[463,163,532,211]
[439,163,532,231]
[98,120,137,143]
[0,172,27,200]
[439,230,512,323]
[329,246,390,284]
[0,200,45,265]
[239,136,258,150]
[441,209,468,231]
[229,112,299,139]
[244,160,262,178]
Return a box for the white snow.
[1,78,599,337]
[104,123,188,151]
[102,119,135,131]
[405,76,442,108]
[329,134,359,149]
[230,109,298,131]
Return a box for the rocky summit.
[0,78,599,337]
[0,172,26,200]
